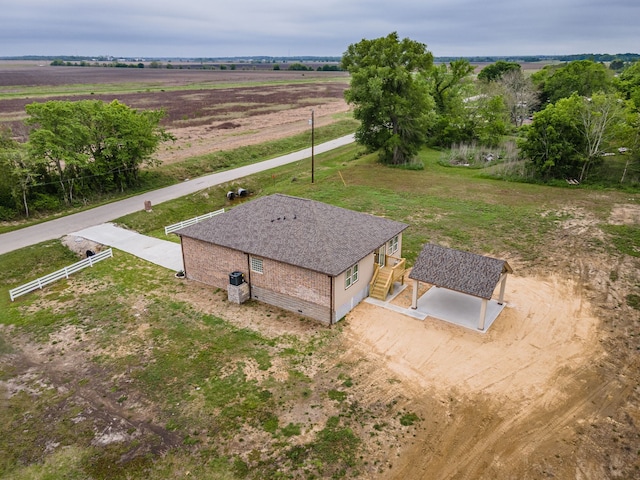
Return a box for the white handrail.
[164,208,225,235]
[9,248,113,301]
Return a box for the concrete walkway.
[71,223,183,272]
[0,134,355,255]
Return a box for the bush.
[0,205,17,221]
[399,412,420,426]
[627,294,640,310]
[288,63,312,71]
[31,193,61,212]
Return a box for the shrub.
[399,412,420,426]
[0,205,17,221]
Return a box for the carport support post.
[478,298,488,330]
[411,279,419,309]
[497,273,508,305]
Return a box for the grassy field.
[1,141,639,479]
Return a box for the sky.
[1,0,638,58]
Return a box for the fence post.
[8,248,114,301]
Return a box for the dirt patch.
[0,323,183,462]
[61,234,104,258]
[338,268,626,479]
[171,278,326,341]
[331,205,639,478]
[609,203,640,225]
[347,274,601,401]
[156,98,350,165]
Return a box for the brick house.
[176,194,408,325]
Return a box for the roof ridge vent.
[269,213,297,222]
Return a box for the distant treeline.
[46,59,344,71]
[2,55,344,64]
[436,53,640,63]
[3,53,640,64]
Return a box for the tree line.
[340,32,640,184]
[0,101,172,220]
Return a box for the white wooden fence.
[164,209,225,235]
[9,248,113,301]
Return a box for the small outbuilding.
[408,244,513,331]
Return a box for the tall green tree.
[341,32,435,165]
[477,60,521,83]
[25,100,173,205]
[615,60,640,111]
[429,59,474,114]
[519,92,625,181]
[519,96,584,179]
[83,100,173,192]
[532,60,613,105]
[0,127,37,218]
[26,101,91,205]
[427,59,508,147]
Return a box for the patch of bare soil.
[172,279,326,341]
[156,98,350,165]
[333,206,640,479]
[342,275,603,478]
[609,203,640,225]
[61,234,104,257]
[1,323,183,460]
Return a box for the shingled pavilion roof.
[409,244,512,299]
[176,194,408,276]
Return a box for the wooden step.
[370,269,394,300]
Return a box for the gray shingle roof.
[408,244,513,299]
[176,194,408,276]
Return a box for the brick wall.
[250,257,331,305]
[181,237,247,288]
[181,237,333,323]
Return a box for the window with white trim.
[345,263,359,289]
[388,235,399,255]
[250,256,264,274]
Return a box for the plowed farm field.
[0,62,351,163]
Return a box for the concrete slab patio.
[71,223,183,272]
[366,284,506,333]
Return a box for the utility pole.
[311,109,315,184]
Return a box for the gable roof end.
[409,243,512,299]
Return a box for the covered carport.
[408,244,513,331]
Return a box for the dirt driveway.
[340,271,614,479]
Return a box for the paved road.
[0,134,355,255]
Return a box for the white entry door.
[377,245,386,267]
